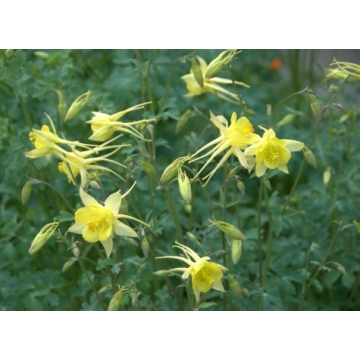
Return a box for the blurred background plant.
[0,49,359,310]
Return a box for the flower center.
[242,123,254,134]
[263,144,280,166]
[194,267,214,291]
[86,208,112,234]
[58,162,64,173]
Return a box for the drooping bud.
[323,167,331,185]
[303,146,318,169]
[209,219,246,241]
[187,232,199,245]
[309,94,322,120]
[237,179,245,195]
[228,274,242,298]
[72,246,80,258]
[178,168,192,203]
[141,237,150,258]
[98,284,112,294]
[29,221,59,255]
[153,270,170,277]
[160,155,191,184]
[21,181,32,204]
[55,90,68,120]
[204,49,240,79]
[64,91,91,122]
[176,109,192,134]
[34,51,50,60]
[61,258,77,273]
[231,239,243,265]
[310,242,320,252]
[108,286,126,311]
[191,57,204,88]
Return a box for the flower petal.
[101,237,113,258]
[104,191,122,214]
[285,140,304,151]
[113,220,137,237]
[79,187,99,207]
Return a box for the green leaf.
[56,210,74,223]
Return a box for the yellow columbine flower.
[181,52,249,103]
[325,58,360,81]
[68,183,149,257]
[244,126,304,177]
[25,113,91,159]
[58,135,129,187]
[156,242,227,304]
[86,102,155,142]
[190,111,260,186]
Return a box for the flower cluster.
[188,112,304,185]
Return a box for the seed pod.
[231,239,242,265]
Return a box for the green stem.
[298,226,341,310]
[19,96,33,128]
[262,183,274,287]
[77,257,106,311]
[221,161,228,311]
[165,186,183,243]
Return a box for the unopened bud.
[228,274,242,298]
[278,114,296,127]
[108,286,126,311]
[209,219,246,241]
[138,159,157,179]
[187,232,199,244]
[231,239,243,265]
[266,104,272,117]
[34,51,50,60]
[160,155,191,184]
[176,109,192,134]
[310,242,320,252]
[5,49,15,58]
[353,220,360,233]
[141,237,150,258]
[303,146,318,169]
[29,221,59,255]
[21,181,32,204]
[153,270,170,277]
[178,168,192,203]
[191,57,204,88]
[55,90,68,120]
[244,109,256,117]
[323,167,331,185]
[242,287,251,298]
[61,258,77,273]
[72,246,80,258]
[328,261,347,275]
[204,49,240,79]
[98,285,112,294]
[309,94,322,120]
[237,179,245,195]
[89,180,101,190]
[64,90,91,121]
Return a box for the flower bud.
[278,114,296,127]
[64,91,91,122]
[187,232,199,245]
[191,57,204,88]
[323,167,331,185]
[141,237,150,258]
[138,158,157,179]
[237,179,245,195]
[209,219,246,241]
[231,239,242,265]
[55,90,68,120]
[21,181,32,204]
[29,221,59,255]
[303,146,318,169]
[98,285,112,294]
[204,49,240,79]
[72,246,80,258]
[61,258,77,273]
[153,270,170,277]
[34,51,50,60]
[353,220,360,233]
[178,168,192,203]
[108,286,126,311]
[160,155,190,184]
[228,274,242,298]
[176,109,192,134]
[310,242,320,252]
[309,94,322,120]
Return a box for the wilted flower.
[156,242,227,304]
[68,184,149,257]
[244,126,304,177]
[181,51,249,103]
[190,112,260,186]
[86,102,155,142]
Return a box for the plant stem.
[165,186,183,243]
[77,257,106,311]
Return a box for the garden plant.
[0,49,359,311]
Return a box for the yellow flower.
[181,52,249,103]
[25,113,91,159]
[86,102,155,142]
[156,242,227,304]
[68,183,149,257]
[190,112,260,186]
[244,126,304,177]
[58,135,129,187]
[325,58,360,81]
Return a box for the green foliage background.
[0,49,359,310]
